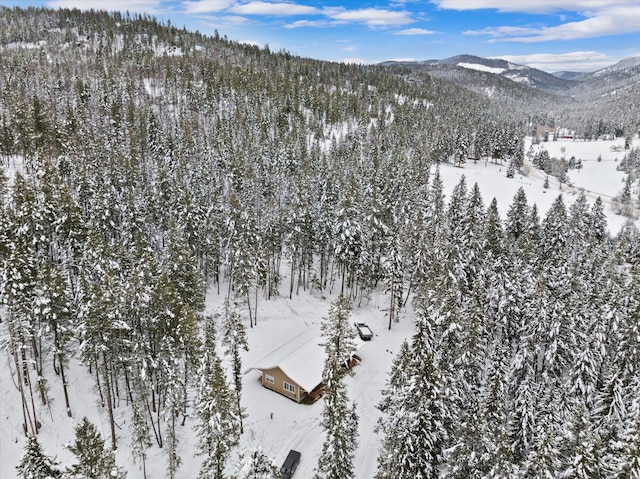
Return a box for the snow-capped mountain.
[590,55,640,79]
[381,54,577,93]
[381,53,640,99]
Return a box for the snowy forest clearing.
[233,291,413,479]
[437,136,639,234]
[1,282,414,479]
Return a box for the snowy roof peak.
[252,326,325,392]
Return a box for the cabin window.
[283,381,295,393]
[265,374,274,384]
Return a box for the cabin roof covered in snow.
[252,326,325,392]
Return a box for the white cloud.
[48,0,163,13]
[328,8,413,27]
[229,1,319,16]
[181,2,418,32]
[216,14,250,25]
[283,19,329,29]
[495,51,612,71]
[430,0,637,14]
[465,26,537,38]
[470,5,640,42]
[395,28,435,35]
[338,57,373,65]
[182,0,235,14]
[435,1,640,42]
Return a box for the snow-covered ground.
[233,291,413,479]
[437,136,639,235]
[458,62,505,74]
[0,284,414,479]
[1,137,638,478]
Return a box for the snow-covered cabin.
[252,327,325,403]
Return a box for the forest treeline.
[1,6,640,479]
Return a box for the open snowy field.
[1,136,638,478]
[437,136,639,235]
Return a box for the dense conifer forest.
[1,6,639,478]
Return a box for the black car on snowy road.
[280,449,301,479]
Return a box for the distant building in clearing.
[252,327,325,403]
[536,123,558,141]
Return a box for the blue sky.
[7,0,640,71]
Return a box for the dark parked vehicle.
[280,449,301,479]
[354,321,373,340]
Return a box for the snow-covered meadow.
[1,136,638,478]
[438,136,639,234]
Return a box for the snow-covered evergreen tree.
[2,173,42,435]
[221,299,249,434]
[505,187,531,246]
[194,314,239,479]
[377,340,412,417]
[333,179,364,297]
[316,294,359,479]
[16,435,62,479]
[484,197,504,260]
[481,334,517,479]
[376,302,449,479]
[442,398,489,479]
[147,273,199,477]
[560,398,604,479]
[537,195,575,380]
[285,173,316,298]
[34,262,74,416]
[444,175,469,297]
[520,412,561,479]
[613,381,640,478]
[163,220,206,311]
[588,197,608,244]
[225,191,265,325]
[382,230,404,329]
[234,448,280,479]
[66,417,126,479]
[409,165,445,296]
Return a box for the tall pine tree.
[316,294,359,479]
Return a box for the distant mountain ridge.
[380,53,640,97]
[551,71,585,81]
[576,55,640,96]
[380,54,578,93]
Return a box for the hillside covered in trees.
[1,6,640,479]
[383,54,640,141]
